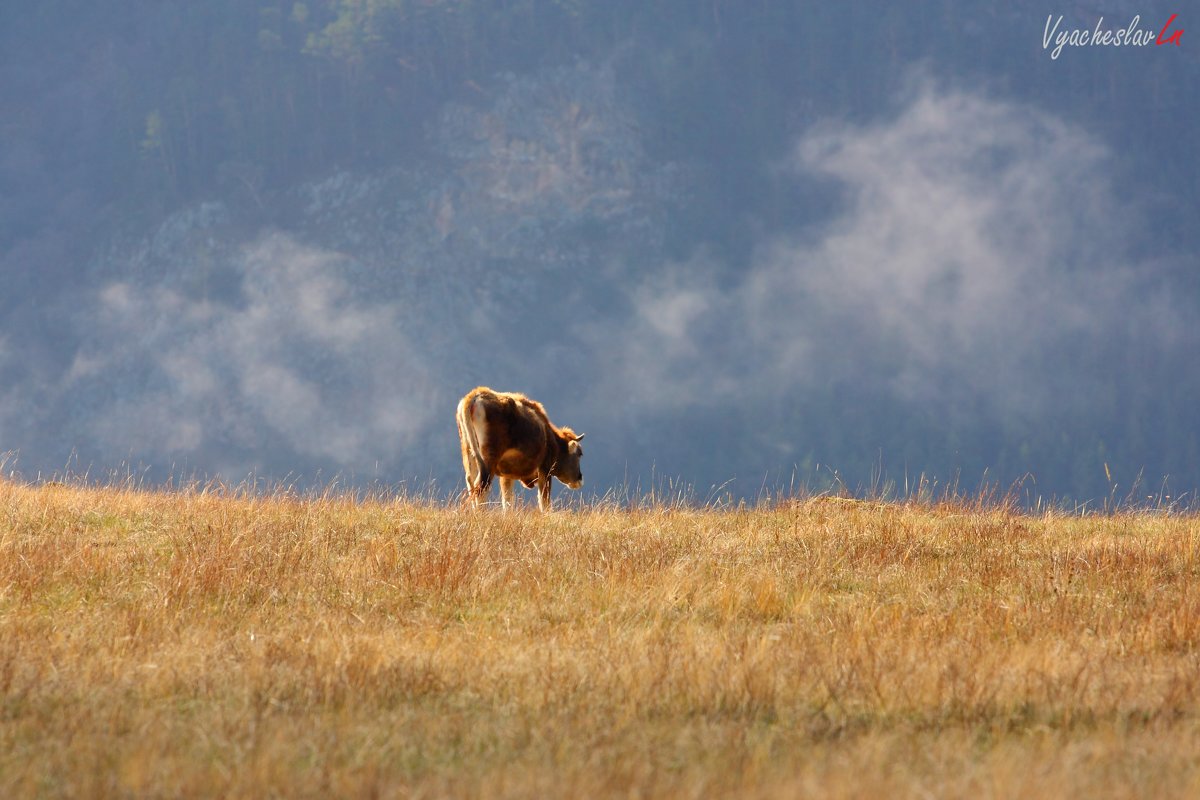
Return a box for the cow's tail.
[456,393,491,503]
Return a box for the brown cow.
[456,386,584,511]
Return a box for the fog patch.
[65,232,439,474]
[767,78,1138,418]
[616,79,1165,407]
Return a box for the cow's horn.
[575,432,585,441]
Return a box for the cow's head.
[554,430,585,489]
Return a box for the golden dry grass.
[2,480,1199,798]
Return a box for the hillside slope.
[2,481,1199,797]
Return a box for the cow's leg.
[458,439,477,508]
[537,476,552,512]
[465,465,489,510]
[462,461,478,507]
[499,477,515,510]
[461,472,476,507]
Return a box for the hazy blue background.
[2,2,1197,504]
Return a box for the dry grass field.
[2,478,1199,798]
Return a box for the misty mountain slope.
[2,4,1197,502]
[6,66,1193,503]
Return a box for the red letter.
[1157,13,1183,46]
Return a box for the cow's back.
[504,396,552,452]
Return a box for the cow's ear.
[568,439,582,455]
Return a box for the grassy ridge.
[2,481,1199,798]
